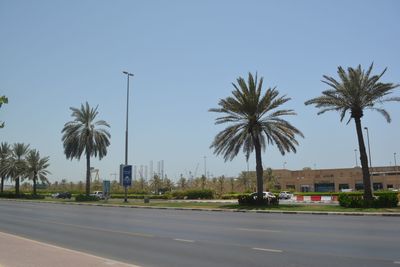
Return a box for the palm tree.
[210,73,303,203]
[0,142,11,193]
[25,149,50,195]
[0,95,8,128]
[10,143,30,195]
[62,102,111,196]
[305,63,399,201]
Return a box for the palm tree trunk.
[15,177,20,195]
[1,176,4,193]
[354,117,373,201]
[253,133,264,204]
[33,175,37,196]
[86,150,91,196]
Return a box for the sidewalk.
[0,232,140,267]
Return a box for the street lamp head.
[123,71,134,76]
[364,127,368,130]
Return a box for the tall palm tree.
[10,143,30,195]
[305,63,399,201]
[0,95,8,128]
[25,149,50,195]
[210,73,303,203]
[62,102,111,196]
[0,142,11,193]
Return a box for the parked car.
[279,191,293,199]
[90,191,104,199]
[250,191,277,200]
[249,191,278,205]
[51,192,71,199]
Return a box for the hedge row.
[111,194,169,200]
[0,192,45,199]
[238,194,279,206]
[221,193,242,199]
[109,190,215,200]
[171,189,214,199]
[338,192,399,208]
[75,194,100,202]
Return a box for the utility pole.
[204,156,207,178]
[354,149,358,167]
[123,71,134,165]
[122,71,134,203]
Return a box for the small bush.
[75,194,99,202]
[185,189,214,199]
[238,194,279,206]
[24,194,45,199]
[221,193,241,199]
[171,191,186,199]
[339,192,399,208]
[110,194,169,200]
[374,193,399,208]
[171,189,214,199]
[0,192,45,199]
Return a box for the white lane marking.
[237,228,281,233]
[1,212,154,239]
[174,238,195,243]
[252,247,283,253]
[394,261,400,264]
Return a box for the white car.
[90,191,104,199]
[279,191,293,199]
[250,192,276,200]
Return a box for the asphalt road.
[0,200,399,267]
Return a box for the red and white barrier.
[293,195,338,203]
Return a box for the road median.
[1,198,400,216]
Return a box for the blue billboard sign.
[122,165,132,187]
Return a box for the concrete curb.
[1,198,400,217]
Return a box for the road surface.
[0,200,399,267]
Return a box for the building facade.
[271,166,400,192]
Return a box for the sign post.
[102,180,110,201]
[122,165,132,203]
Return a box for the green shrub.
[171,189,214,199]
[221,193,241,199]
[237,194,279,206]
[110,194,169,200]
[24,194,45,199]
[185,189,214,199]
[0,192,45,199]
[171,191,186,199]
[75,194,99,202]
[339,192,399,208]
[374,193,398,208]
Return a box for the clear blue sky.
[1,0,399,183]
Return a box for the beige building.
[271,166,400,192]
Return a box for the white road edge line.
[174,238,195,243]
[237,228,281,233]
[252,247,283,253]
[0,231,141,267]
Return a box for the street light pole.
[394,152,397,170]
[122,71,134,203]
[123,71,134,165]
[364,127,372,170]
[204,156,207,178]
[354,149,358,167]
